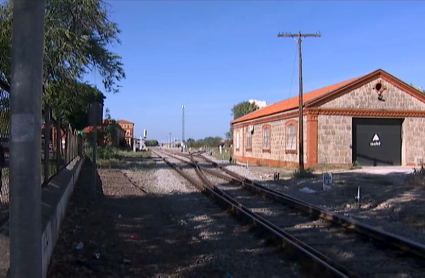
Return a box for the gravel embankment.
[48,154,303,277]
[200,155,425,246]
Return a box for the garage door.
[352,118,403,166]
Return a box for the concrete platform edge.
[0,156,86,278]
[40,156,86,278]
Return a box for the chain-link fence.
[0,100,82,225]
[0,89,9,223]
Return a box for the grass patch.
[349,160,362,170]
[293,168,316,179]
[309,162,362,172]
[97,158,122,169]
[118,150,151,158]
[310,163,347,171]
[278,172,294,178]
[211,151,231,161]
[97,150,154,171]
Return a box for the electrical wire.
[288,43,297,98]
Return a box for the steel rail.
[194,154,425,261]
[153,150,349,278]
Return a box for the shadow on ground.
[47,154,425,278]
[47,158,302,278]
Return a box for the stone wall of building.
[233,76,425,167]
[402,117,425,166]
[317,115,425,166]
[233,115,308,165]
[317,115,352,164]
[318,77,425,166]
[321,78,425,110]
[232,126,244,158]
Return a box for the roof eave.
[304,69,381,107]
[231,107,300,125]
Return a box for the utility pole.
[9,0,46,277]
[182,105,185,149]
[277,31,321,171]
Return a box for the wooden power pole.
[277,32,321,171]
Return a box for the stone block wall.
[402,117,425,165]
[317,115,425,166]
[232,126,244,157]
[233,115,308,165]
[317,115,352,164]
[321,78,425,111]
[233,76,425,167]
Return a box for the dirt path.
[48,161,188,277]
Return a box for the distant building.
[41,124,66,151]
[103,119,125,146]
[249,99,267,108]
[117,119,134,147]
[82,119,125,147]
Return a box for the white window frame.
[246,129,252,150]
[286,124,297,151]
[262,127,270,150]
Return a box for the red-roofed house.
[231,69,425,167]
[83,119,125,146]
[117,119,134,147]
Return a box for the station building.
[231,69,425,167]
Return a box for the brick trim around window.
[235,131,240,151]
[262,124,271,153]
[245,126,252,152]
[285,120,298,154]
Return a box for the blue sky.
[88,1,425,142]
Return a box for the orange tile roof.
[117,119,134,124]
[231,75,362,124]
[82,126,102,133]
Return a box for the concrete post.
[9,0,46,277]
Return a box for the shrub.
[84,144,121,161]
[350,160,361,169]
[293,168,315,179]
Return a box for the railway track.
[153,148,425,278]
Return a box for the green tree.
[186,138,196,148]
[185,136,223,149]
[105,108,111,120]
[231,101,260,120]
[101,118,122,148]
[44,80,105,130]
[226,101,260,140]
[203,136,222,147]
[0,0,125,101]
[145,140,158,147]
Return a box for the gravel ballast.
[203,155,425,246]
[48,150,425,277]
[48,154,302,277]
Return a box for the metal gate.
[352,118,403,166]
